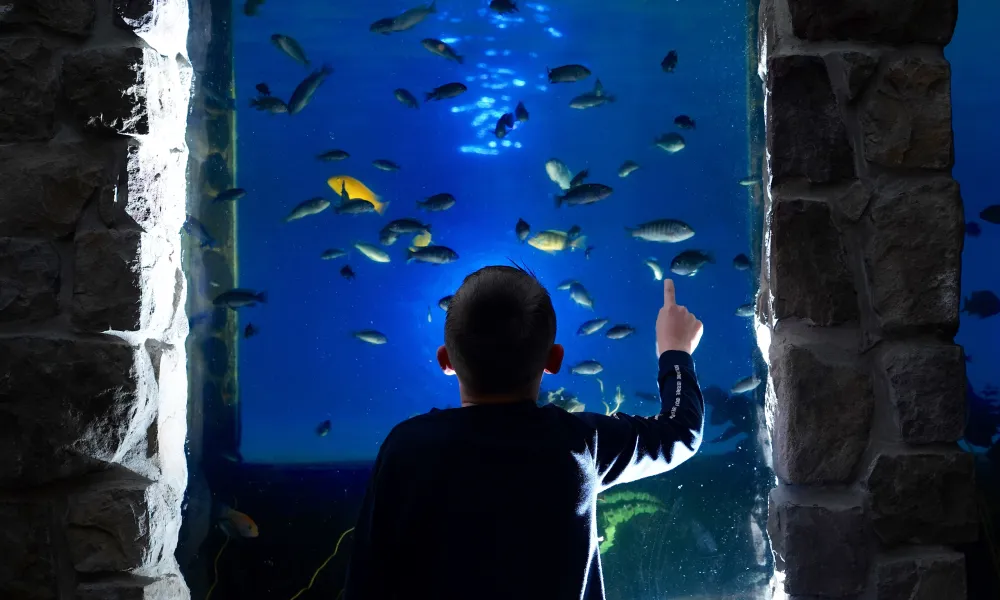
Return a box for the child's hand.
[655,279,704,356]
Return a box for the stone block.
[876,343,966,444]
[769,197,858,326]
[767,55,854,184]
[865,449,976,546]
[826,50,879,104]
[0,501,60,600]
[768,488,869,597]
[769,340,873,484]
[73,230,141,332]
[63,47,149,137]
[0,38,57,143]
[77,576,189,600]
[787,0,957,45]
[876,550,966,600]
[0,337,139,487]
[67,481,150,572]
[0,142,119,237]
[6,0,96,36]
[860,54,953,170]
[865,176,962,337]
[0,237,61,323]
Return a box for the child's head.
[438,265,564,398]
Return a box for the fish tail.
[373,199,389,215]
[425,91,435,101]
[256,291,268,304]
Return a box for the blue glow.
[503,50,512,56]
[479,74,488,80]
[529,52,538,58]
[514,142,522,148]
[546,27,563,38]
[486,36,495,41]
[465,75,476,82]
[498,23,506,29]
[449,17,461,23]
[440,37,459,44]
[527,2,549,11]
[483,82,509,90]
[477,62,488,69]
[476,96,495,108]
[536,84,548,92]
[488,141,497,148]
[513,79,526,87]
[501,140,512,147]
[534,14,550,24]
[497,68,515,75]
[500,95,511,101]
[459,145,499,156]
[485,49,497,56]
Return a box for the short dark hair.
[445,265,557,395]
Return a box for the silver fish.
[627,219,695,243]
[214,288,267,309]
[655,132,686,153]
[288,64,333,115]
[577,318,609,336]
[394,88,419,108]
[321,249,346,260]
[544,158,573,190]
[355,242,391,263]
[392,1,436,31]
[735,303,754,318]
[556,183,613,208]
[556,279,579,291]
[569,79,615,109]
[670,250,714,276]
[354,330,388,345]
[373,159,401,172]
[731,375,761,394]
[570,360,603,376]
[618,160,640,178]
[406,245,458,265]
[336,200,378,215]
[606,324,635,340]
[271,34,308,65]
[284,197,330,222]
[645,258,663,281]
[569,282,593,309]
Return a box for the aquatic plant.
[596,490,667,554]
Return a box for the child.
[344,265,705,600]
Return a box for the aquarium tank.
[180,0,774,598]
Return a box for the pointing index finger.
[663,279,676,307]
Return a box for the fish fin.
[256,291,268,304]
[569,235,587,251]
[424,91,435,101]
[428,0,437,11]
[374,199,389,215]
[320,63,334,75]
[594,79,603,95]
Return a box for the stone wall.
[0,0,192,598]
[757,0,974,597]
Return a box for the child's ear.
[543,343,564,375]
[437,345,456,376]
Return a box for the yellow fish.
[409,231,432,250]
[326,175,389,215]
[527,230,587,254]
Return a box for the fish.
[417,193,456,211]
[288,64,333,115]
[318,149,350,161]
[670,250,714,276]
[571,360,603,376]
[255,83,270,95]
[394,88,419,108]
[373,159,401,172]
[326,176,388,215]
[494,117,510,139]
[316,419,332,437]
[427,306,432,323]
[569,169,589,188]
[249,96,288,114]
[556,279,578,291]
[674,115,696,129]
[354,330,388,345]
[370,17,396,34]
[243,323,259,339]
[577,318,609,336]
[181,215,217,249]
[515,218,530,242]
[965,222,981,237]
[567,225,583,240]
[214,288,267,309]
[547,64,591,83]
[321,249,346,260]
[962,290,1000,319]
[645,258,664,281]
[410,231,433,249]
[271,34,308,65]
[606,324,635,340]
[661,50,678,72]
[527,230,587,254]
[731,375,762,394]
[627,219,695,243]
[980,205,1000,224]
[618,160,640,178]
[515,101,529,122]
[544,388,585,413]
[218,506,259,538]
[738,176,758,187]
[545,159,573,190]
[635,391,658,403]
[426,82,468,101]
[379,226,400,246]
[386,218,431,237]
[569,79,615,109]
[556,183,613,208]
[422,38,463,63]
[340,265,355,280]
[336,199,379,215]
[655,132,686,153]
[438,295,453,311]
[355,242,391,263]
[489,0,518,13]
[284,197,331,222]
[690,520,718,554]
[569,282,593,309]
[392,1,436,31]
[735,303,754,318]
[213,188,247,203]
[407,245,458,265]
[733,253,751,270]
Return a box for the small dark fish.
[515,218,530,242]
[288,64,333,116]
[489,0,518,13]
[255,83,271,96]
[733,253,751,270]
[426,82,468,101]
[373,159,401,172]
[500,112,515,129]
[635,391,658,403]
[515,101,529,122]
[244,323,259,339]
[577,318,609,336]
[422,38,463,63]
[394,88,419,108]
[340,265,355,280]
[379,226,400,246]
[316,419,332,437]
[418,193,456,211]
[571,360,603,376]
[214,288,267,309]
[674,115,696,129]
[556,183,613,208]
[321,249,346,260]
[980,205,1000,224]
[567,225,583,240]
[670,250,714,276]
[284,197,330,222]
[494,117,510,139]
[735,303,754,318]
[966,222,982,237]
[438,295,453,311]
[962,290,1000,319]
[606,324,635,340]
[271,34,309,65]
[627,219,695,243]
[386,218,431,236]
[181,215,217,249]
[407,245,458,265]
[213,188,247,203]
[318,149,350,161]
[370,17,396,34]
[661,50,678,72]
[569,169,589,189]
[547,64,591,83]
[336,199,378,215]
[249,96,288,114]
[655,132,686,153]
[618,160,640,178]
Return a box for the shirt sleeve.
[342,437,395,600]
[574,350,705,491]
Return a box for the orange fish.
[326,175,389,215]
[218,506,259,538]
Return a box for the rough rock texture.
[865,176,963,337]
[0,501,61,600]
[769,197,858,325]
[73,230,142,331]
[67,482,151,572]
[0,38,58,143]
[786,0,958,45]
[63,47,149,136]
[77,576,188,600]
[875,550,966,600]
[865,450,977,546]
[827,50,880,103]
[769,341,873,484]
[0,238,61,323]
[7,0,97,36]
[876,343,966,444]
[860,54,953,170]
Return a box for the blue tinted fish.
[182,215,217,249]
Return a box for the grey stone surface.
[767,55,854,184]
[0,237,61,323]
[865,176,963,337]
[67,482,150,572]
[828,50,880,104]
[0,38,57,143]
[769,341,873,484]
[875,550,966,600]
[0,501,60,600]
[876,343,966,444]
[866,450,976,546]
[787,0,958,45]
[77,576,189,600]
[0,337,138,487]
[769,197,858,326]
[860,54,953,170]
[7,0,96,36]
[63,47,149,137]
[73,230,142,332]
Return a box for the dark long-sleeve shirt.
[343,350,705,600]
